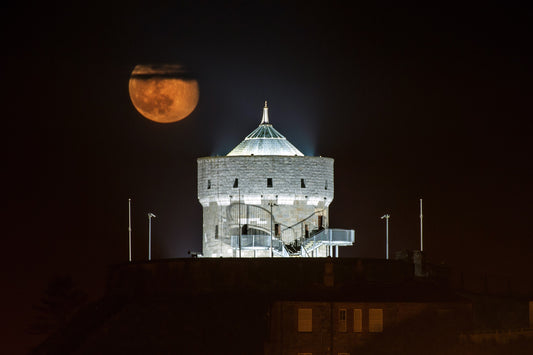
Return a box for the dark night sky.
[2,1,533,353]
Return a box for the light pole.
[419,198,423,252]
[148,213,156,261]
[238,190,241,258]
[381,214,390,259]
[128,198,132,262]
[268,202,277,257]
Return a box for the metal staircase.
[230,228,355,257]
[226,202,354,257]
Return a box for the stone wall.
[198,156,334,206]
[106,258,418,297]
[197,156,334,257]
[267,300,473,355]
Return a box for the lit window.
[207,179,211,189]
[353,309,362,332]
[233,178,238,188]
[338,353,350,355]
[369,308,383,332]
[298,308,312,332]
[339,309,347,332]
[267,178,273,187]
[301,179,306,188]
[298,353,312,355]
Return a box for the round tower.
[197,102,335,257]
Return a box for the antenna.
[420,199,423,252]
[238,190,241,258]
[128,199,132,262]
[381,214,390,259]
[148,213,156,261]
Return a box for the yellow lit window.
[369,308,383,332]
[298,308,312,332]
[353,309,362,332]
[339,308,347,332]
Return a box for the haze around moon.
[129,64,199,123]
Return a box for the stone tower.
[197,102,353,257]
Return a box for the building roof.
[226,102,304,156]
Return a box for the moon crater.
[129,64,199,123]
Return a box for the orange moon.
[128,64,199,123]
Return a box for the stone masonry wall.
[198,156,334,257]
[198,156,334,206]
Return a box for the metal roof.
[226,102,304,156]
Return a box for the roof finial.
[261,100,269,124]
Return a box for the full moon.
[129,64,199,123]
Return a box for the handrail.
[231,228,354,256]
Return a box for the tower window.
[267,178,273,188]
[233,178,238,188]
[207,179,211,189]
[215,225,218,239]
[325,180,328,190]
[301,179,306,188]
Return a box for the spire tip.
[261,101,269,124]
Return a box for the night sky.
[3,1,533,353]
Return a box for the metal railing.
[302,228,355,253]
[230,235,271,249]
[230,228,354,257]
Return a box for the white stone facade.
[197,156,334,257]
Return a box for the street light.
[148,212,156,261]
[381,214,390,260]
[268,202,277,257]
[128,199,132,262]
[419,198,423,252]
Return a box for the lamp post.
[238,190,241,258]
[268,202,277,257]
[148,213,156,261]
[381,214,390,259]
[128,199,132,262]
[419,198,423,252]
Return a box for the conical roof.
[226,102,304,156]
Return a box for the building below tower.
[197,102,354,257]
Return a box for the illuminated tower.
[197,102,354,257]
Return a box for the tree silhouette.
[29,275,87,335]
